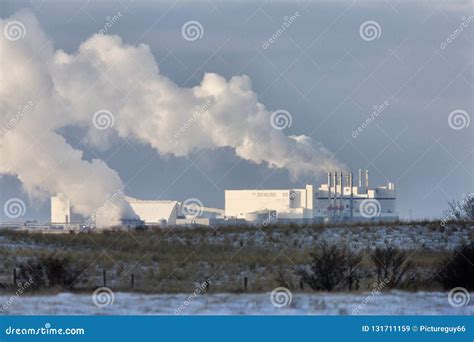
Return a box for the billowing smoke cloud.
[1,10,345,226]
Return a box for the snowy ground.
[171,224,472,251]
[1,291,472,315]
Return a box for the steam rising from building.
[1,10,345,226]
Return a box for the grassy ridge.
[0,221,471,293]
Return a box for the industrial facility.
[48,169,397,229]
[224,170,397,224]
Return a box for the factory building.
[50,169,397,228]
[50,195,225,228]
[224,185,314,223]
[225,170,398,223]
[313,170,397,222]
[126,196,179,225]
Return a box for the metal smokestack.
[358,169,362,188]
[333,171,337,220]
[339,171,343,219]
[365,169,369,188]
[327,172,332,221]
[349,172,354,221]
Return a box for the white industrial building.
[225,170,398,223]
[126,196,180,225]
[50,195,225,228]
[50,169,397,228]
[225,185,314,222]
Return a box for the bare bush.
[371,247,413,288]
[445,194,474,221]
[437,243,474,290]
[296,242,363,291]
[17,254,86,290]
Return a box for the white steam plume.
[1,10,345,226]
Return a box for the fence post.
[300,280,304,291]
[102,269,107,287]
[131,274,135,289]
[244,276,248,291]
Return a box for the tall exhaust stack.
[333,171,337,220]
[339,171,344,220]
[358,169,362,188]
[349,172,354,221]
[365,169,369,188]
[327,172,332,221]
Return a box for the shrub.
[371,247,413,288]
[296,242,363,291]
[17,254,86,290]
[437,243,474,290]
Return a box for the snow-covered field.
[1,291,472,315]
